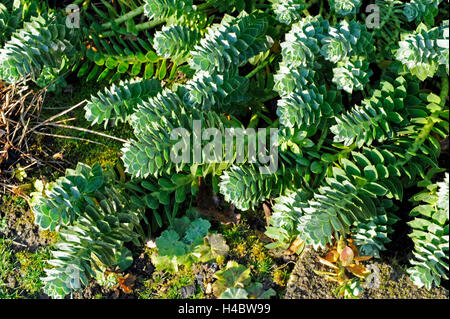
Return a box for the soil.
[73,250,154,299]
[285,247,449,299]
[360,260,449,299]
[284,248,340,299]
[0,196,54,252]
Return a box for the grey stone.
[180,284,196,299]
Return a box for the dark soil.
[0,196,54,252]
[73,250,154,299]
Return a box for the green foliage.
[329,0,362,17]
[213,261,276,299]
[189,11,274,74]
[403,0,442,25]
[265,189,310,250]
[0,12,82,90]
[275,16,355,129]
[124,173,196,229]
[407,173,449,290]
[2,0,449,297]
[204,0,247,13]
[212,260,251,296]
[0,239,50,298]
[270,148,405,249]
[320,20,375,93]
[85,78,162,127]
[330,75,418,147]
[151,214,229,273]
[352,200,399,258]
[32,163,116,231]
[396,21,449,81]
[183,70,250,113]
[32,163,148,299]
[0,0,48,47]
[332,57,372,93]
[153,25,202,64]
[143,0,193,21]
[79,31,163,84]
[0,2,21,47]
[270,0,306,25]
[122,88,239,179]
[219,161,303,211]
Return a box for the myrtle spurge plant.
[0,0,448,298]
[407,173,449,290]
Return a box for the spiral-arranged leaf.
[407,173,449,290]
[396,21,449,81]
[189,11,274,74]
[332,57,372,93]
[329,0,362,17]
[32,163,147,299]
[352,200,399,258]
[85,78,162,127]
[331,75,422,147]
[153,24,202,64]
[270,0,306,25]
[403,0,441,25]
[0,13,82,90]
[143,0,193,21]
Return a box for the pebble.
[205,283,213,295]
[180,284,196,299]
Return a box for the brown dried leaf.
[346,264,370,278]
[339,246,354,266]
[117,273,136,294]
[263,202,271,226]
[288,238,304,254]
[325,250,339,263]
[317,256,339,270]
[354,256,372,262]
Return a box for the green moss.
[0,238,49,298]
[37,81,135,173]
[138,266,203,299]
[220,220,277,284]
[0,239,17,298]
[14,247,50,295]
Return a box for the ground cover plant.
[0,0,448,300]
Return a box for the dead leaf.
[347,240,360,257]
[263,202,271,226]
[339,246,354,267]
[52,152,63,160]
[317,256,339,270]
[288,238,304,254]
[116,274,136,294]
[346,264,370,278]
[325,250,339,263]
[354,256,372,262]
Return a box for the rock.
[205,283,213,295]
[180,284,196,299]
[364,264,381,289]
[209,262,219,272]
[196,274,204,291]
[146,239,157,249]
[7,276,16,289]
